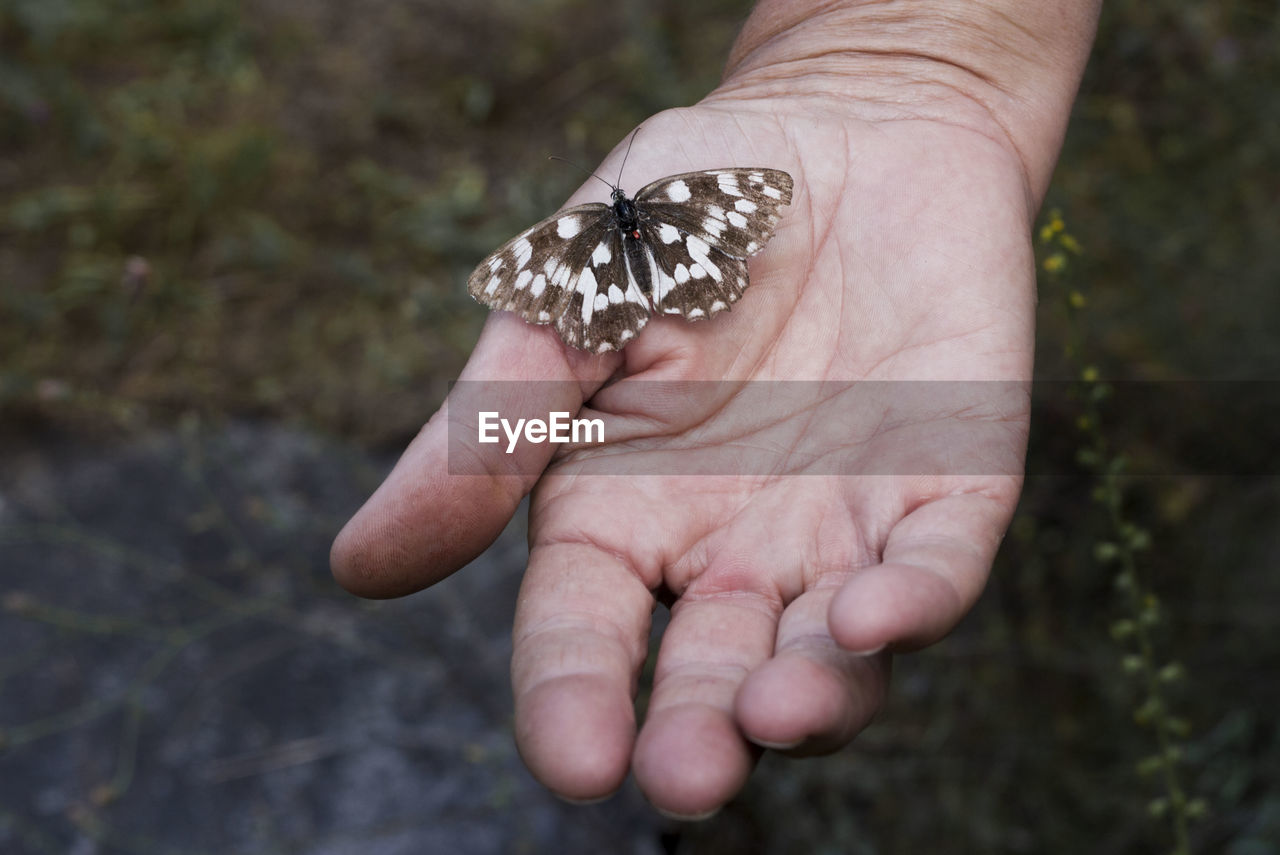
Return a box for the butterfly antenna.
[616,126,641,188]
[547,156,615,192]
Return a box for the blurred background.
[1,1,1277,853]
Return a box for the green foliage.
[1043,212,1208,854]
[1045,1,1280,380]
[0,0,742,441]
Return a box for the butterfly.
[466,144,793,352]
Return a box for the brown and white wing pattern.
[465,166,793,349]
[466,203,608,331]
[553,224,651,352]
[633,168,793,322]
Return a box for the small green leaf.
[1109,619,1136,640]
[1136,754,1165,776]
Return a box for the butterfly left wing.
[467,204,652,352]
[634,168,793,321]
[467,203,610,327]
[554,225,652,352]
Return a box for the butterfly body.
[611,188,641,238]
[468,168,793,352]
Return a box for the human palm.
[333,102,1035,817]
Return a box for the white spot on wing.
[726,211,748,229]
[659,224,680,244]
[703,217,726,237]
[690,263,707,279]
[592,242,611,265]
[688,308,705,319]
[674,263,690,284]
[593,292,609,311]
[735,198,757,213]
[530,274,547,297]
[484,275,500,295]
[762,185,782,200]
[579,267,598,325]
[556,216,581,239]
[637,245,661,307]
[656,270,676,302]
[515,269,533,290]
[716,173,742,197]
[487,256,503,272]
[685,235,722,282]
[513,238,532,271]
[608,284,624,304]
[710,300,727,313]
[666,180,692,202]
[538,311,551,322]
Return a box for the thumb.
[331,313,615,598]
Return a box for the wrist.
[710,0,1101,203]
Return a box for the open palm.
[333,100,1036,818]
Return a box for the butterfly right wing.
[634,169,793,259]
[634,169,793,322]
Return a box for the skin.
[332,1,1102,820]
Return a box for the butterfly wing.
[467,203,610,329]
[554,225,652,352]
[636,219,750,321]
[634,169,793,321]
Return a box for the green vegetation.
[1044,213,1207,854]
[1,0,742,441]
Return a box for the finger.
[828,486,1018,653]
[735,586,889,755]
[632,585,780,818]
[331,315,615,598]
[511,541,653,802]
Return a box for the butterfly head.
[610,187,640,238]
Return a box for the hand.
[333,0,1098,817]
[332,102,1032,816]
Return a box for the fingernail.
[748,737,803,751]
[555,792,615,807]
[843,642,886,657]
[654,805,722,822]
